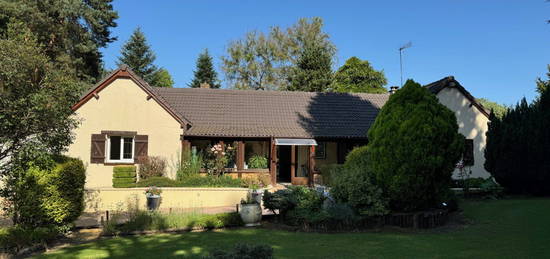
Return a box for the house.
[67,65,490,188]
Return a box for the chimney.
[200,82,211,89]
[389,86,399,94]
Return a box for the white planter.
[239,203,262,226]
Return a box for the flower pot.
[239,203,262,226]
[146,195,161,210]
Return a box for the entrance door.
[291,146,309,185]
[277,146,291,183]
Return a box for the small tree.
[286,43,333,92]
[117,28,158,83]
[150,68,174,87]
[190,49,220,88]
[366,80,464,211]
[332,57,387,93]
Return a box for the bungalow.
[67,65,490,188]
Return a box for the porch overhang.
[274,138,317,146]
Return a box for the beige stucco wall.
[435,87,491,178]
[84,187,248,212]
[314,141,338,168]
[67,78,182,188]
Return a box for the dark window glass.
[123,137,133,159]
[109,136,121,160]
[463,139,474,166]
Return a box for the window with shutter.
[91,134,106,163]
[106,135,135,163]
[463,139,474,166]
[134,135,148,163]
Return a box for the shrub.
[138,156,166,179]
[330,167,388,216]
[240,173,271,189]
[134,175,243,188]
[207,243,273,259]
[177,150,203,180]
[366,80,464,212]
[8,156,86,227]
[485,86,550,195]
[318,164,343,186]
[0,226,60,253]
[248,155,268,169]
[113,166,137,188]
[263,186,328,225]
[137,176,179,187]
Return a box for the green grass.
[35,198,550,258]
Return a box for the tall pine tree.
[189,49,220,88]
[286,43,333,92]
[117,28,158,83]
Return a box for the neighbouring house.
[67,65,490,188]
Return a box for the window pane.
[123,137,133,159]
[109,136,121,160]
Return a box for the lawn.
[36,198,550,258]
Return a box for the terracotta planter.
[239,203,262,226]
[146,195,161,210]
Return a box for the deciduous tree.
[332,57,387,93]
[286,43,333,92]
[151,68,174,88]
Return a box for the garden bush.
[136,176,179,187]
[134,175,243,188]
[207,243,273,259]
[263,186,329,225]
[318,164,342,186]
[176,150,203,180]
[248,155,268,169]
[330,167,388,216]
[0,226,60,253]
[366,79,464,212]
[138,156,166,179]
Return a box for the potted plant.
[145,186,162,210]
[239,191,262,227]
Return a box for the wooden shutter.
[91,134,106,164]
[134,135,148,163]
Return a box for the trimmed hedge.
[112,166,137,188]
[134,176,243,188]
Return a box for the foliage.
[366,79,465,212]
[0,225,60,253]
[103,210,243,236]
[286,42,333,92]
[0,0,118,81]
[207,243,273,259]
[484,85,550,195]
[318,164,342,186]
[117,28,158,83]
[221,17,336,90]
[138,156,167,179]
[145,186,162,196]
[0,21,83,179]
[240,173,271,189]
[263,186,329,225]
[3,156,86,228]
[150,68,174,87]
[177,150,203,180]
[112,166,136,188]
[134,176,243,188]
[204,144,229,176]
[189,49,220,88]
[332,57,387,93]
[477,98,507,118]
[536,65,549,94]
[451,177,486,188]
[248,155,268,169]
[330,167,388,216]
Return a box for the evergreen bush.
[112,166,137,188]
[366,79,464,212]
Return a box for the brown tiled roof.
[152,87,389,139]
[425,76,490,118]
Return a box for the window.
[463,139,474,166]
[107,136,134,163]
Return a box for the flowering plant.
[145,186,162,196]
[204,144,229,176]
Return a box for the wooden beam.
[290,145,296,184]
[309,145,316,187]
[270,138,277,185]
[236,141,245,170]
[181,139,191,165]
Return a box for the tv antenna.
[399,41,412,87]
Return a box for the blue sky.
[101,0,550,105]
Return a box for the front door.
[277,146,291,183]
[291,146,309,185]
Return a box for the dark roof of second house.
[153,87,389,139]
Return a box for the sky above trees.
[100,0,550,105]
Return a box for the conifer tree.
[117,28,158,83]
[189,49,220,88]
[286,43,333,92]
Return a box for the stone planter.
[239,203,262,226]
[146,195,161,210]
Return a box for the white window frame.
[106,135,135,163]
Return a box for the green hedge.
[113,170,136,178]
[134,176,243,188]
[113,166,136,173]
[113,178,137,185]
[113,166,137,188]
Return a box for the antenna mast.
[399,42,412,87]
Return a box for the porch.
[181,136,365,186]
